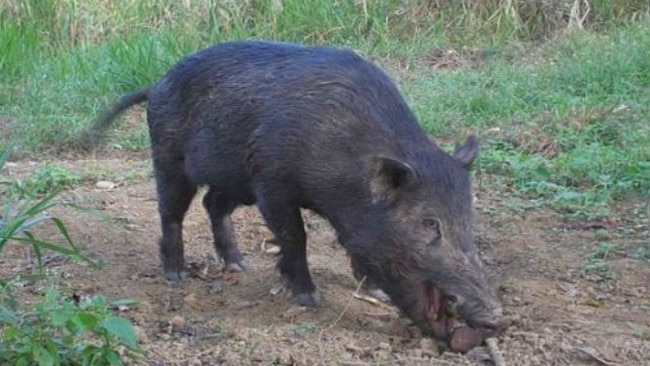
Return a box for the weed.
[293,321,319,337]
[0,148,142,365]
[629,322,650,341]
[578,242,617,282]
[1,152,92,280]
[11,165,83,198]
[632,244,650,261]
[0,287,144,365]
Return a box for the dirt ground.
[2,155,649,366]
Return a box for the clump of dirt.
[420,48,470,71]
[1,156,649,365]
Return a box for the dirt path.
[2,157,649,365]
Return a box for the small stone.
[449,326,485,353]
[466,347,492,363]
[135,300,153,313]
[407,348,423,358]
[210,280,223,294]
[377,342,391,351]
[95,181,116,189]
[261,239,281,255]
[345,344,372,357]
[406,324,423,339]
[170,315,186,331]
[184,293,199,309]
[594,292,609,301]
[281,305,307,319]
[134,326,149,344]
[419,338,439,357]
[270,286,283,296]
[186,357,202,366]
[277,352,295,365]
[124,224,140,231]
[81,284,98,293]
[374,348,391,360]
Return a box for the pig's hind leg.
[154,162,198,283]
[202,188,250,272]
[256,196,319,307]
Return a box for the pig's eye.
[423,218,439,230]
[423,219,441,245]
[423,219,441,237]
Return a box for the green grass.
[410,22,650,217]
[10,165,83,198]
[578,241,617,282]
[1,0,649,217]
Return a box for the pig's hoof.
[293,292,320,307]
[225,261,250,272]
[165,270,186,283]
[365,288,391,303]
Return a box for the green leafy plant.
[579,242,617,282]
[8,165,83,199]
[633,244,650,261]
[1,155,91,282]
[0,287,143,366]
[1,148,143,365]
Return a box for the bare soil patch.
[1,157,649,365]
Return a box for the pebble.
[95,180,116,189]
[377,342,391,351]
[187,357,202,366]
[134,325,149,344]
[170,315,186,331]
[210,280,223,294]
[419,338,439,356]
[184,293,199,309]
[261,239,281,254]
[281,305,308,319]
[449,326,485,353]
[135,300,153,313]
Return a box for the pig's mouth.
[422,282,510,352]
[423,282,459,337]
[424,283,445,321]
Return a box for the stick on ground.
[486,337,506,366]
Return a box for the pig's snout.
[447,295,512,331]
[466,311,513,331]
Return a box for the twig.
[178,348,217,364]
[352,291,380,305]
[331,277,367,329]
[569,0,590,29]
[395,354,461,366]
[317,277,368,366]
[486,337,506,366]
[574,347,620,366]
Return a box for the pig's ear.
[369,156,417,202]
[452,134,478,169]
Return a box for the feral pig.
[83,40,512,349]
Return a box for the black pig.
[83,40,510,340]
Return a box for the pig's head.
[349,135,510,341]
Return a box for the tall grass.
[2,0,649,79]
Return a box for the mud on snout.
[418,264,513,352]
